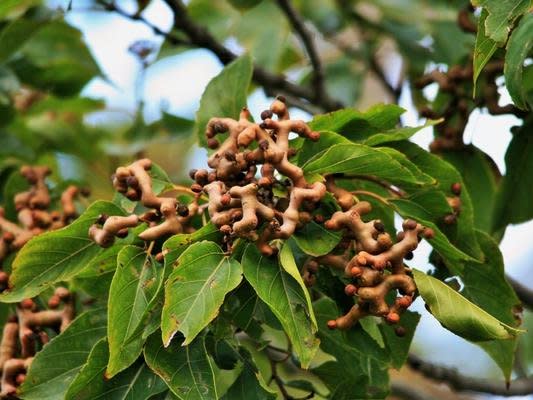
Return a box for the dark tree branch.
[275,0,326,101]
[390,381,431,400]
[507,275,533,310]
[162,0,344,112]
[407,354,533,396]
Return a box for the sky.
[48,0,533,396]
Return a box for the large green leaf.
[279,242,317,328]
[144,333,218,400]
[242,244,319,368]
[504,13,533,110]
[473,10,498,93]
[65,339,167,400]
[462,231,521,380]
[362,119,442,147]
[221,365,275,400]
[0,201,125,302]
[161,241,243,346]
[413,269,521,342]
[302,143,427,187]
[308,104,404,140]
[292,221,341,257]
[107,245,163,377]
[296,130,350,167]
[11,20,101,95]
[195,54,252,147]
[312,298,390,399]
[0,13,49,63]
[493,122,533,231]
[472,0,531,44]
[20,309,107,400]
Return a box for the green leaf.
[195,54,252,148]
[279,242,317,328]
[0,0,41,19]
[362,119,442,147]
[472,0,531,44]
[412,269,522,342]
[1,201,125,302]
[388,141,483,261]
[242,244,319,368]
[228,0,263,9]
[20,309,107,400]
[309,104,405,140]
[504,13,533,109]
[296,130,351,167]
[107,245,163,377]
[302,143,426,187]
[312,298,390,399]
[389,198,475,270]
[442,146,498,232]
[221,365,275,400]
[380,311,420,369]
[0,14,49,63]
[493,122,533,231]
[162,241,243,346]
[473,10,498,94]
[65,339,167,400]
[292,221,341,257]
[462,231,521,380]
[233,2,288,71]
[163,223,222,266]
[144,332,218,400]
[11,20,101,95]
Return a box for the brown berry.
[344,284,358,296]
[451,182,461,195]
[15,373,26,385]
[260,110,273,120]
[20,298,35,310]
[351,266,363,277]
[220,193,232,206]
[423,228,435,239]
[394,326,406,337]
[276,95,286,103]
[386,312,400,324]
[397,296,412,308]
[2,231,15,243]
[177,204,189,217]
[48,295,60,309]
[327,320,337,330]
[443,214,457,225]
[403,219,418,230]
[188,169,198,180]
[0,271,8,284]
[191,183,203,193]
[207,138,219,149]
[373,220,385,232]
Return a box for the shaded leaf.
[144,332,218,400]
[242,244,319,368]
[65,339,167,400]
[312,298,390,399]
[362,119,442,147]
[292,221,341,257]
[279,242,317,328]
[505,12,533,110]
[380,311,420,369]
[20,309,107,400]
[472,0,531,44]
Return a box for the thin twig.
[407,354,533,396]
[96,0,190,47]
[275,0,326,100]
[161,0,344,112]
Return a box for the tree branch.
[275,0,326,100]
[507,275,533,310]
[407,354,533,396]
[162,0,344,112]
